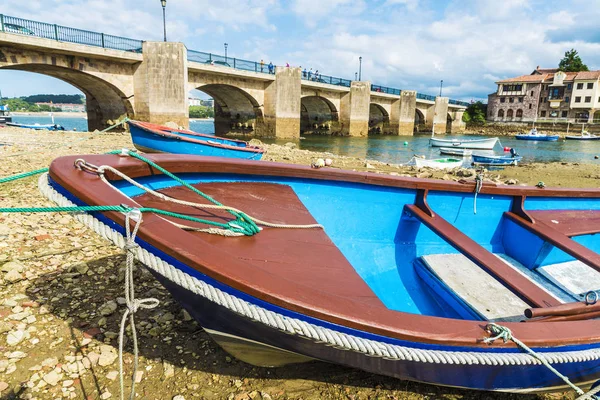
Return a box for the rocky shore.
[0,126,590,399]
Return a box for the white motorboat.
[429,137,499,150]
[415,157,464,170]
[439,147,473,157]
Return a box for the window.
[500,97,506,103]
[561,111,568,118]
[549,88,563,100]
[507,109,514,118]
[577,83,584,89]
[585,96,592,103]
[509,97,514,103]
[541,110,546,117]
[518,97,523,103]
[498,109,504,118]
[502,84,523,92]
[567,83,572,89]
[575,96,581,103]
[530,90,534,96]
[565,96,570,103]
[588,82,594,89]
[516,109,523,118]
[529,104,532,109]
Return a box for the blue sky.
[2,0,600,101]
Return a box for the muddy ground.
[0,126,591,400]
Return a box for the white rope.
[118,210,159,400]
[37,173,600,375]
[96,164,324,230]
[473,173,483,214]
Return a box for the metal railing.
[371,85,401,95]
[0,13,468,104]
[0,14,143,52]
[449,99,470,107]
[301,73,351,87]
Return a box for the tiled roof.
[543,71,578,83]
[533,68,559,74]
[496,74,546,83]
[575,71,600,80]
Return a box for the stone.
[365,162,375,169]
[0,381,8,392]
[100,391,112,399]
[63,380,74,387]
[157,312,174,323]
[0,224,10,236]
[284,142,296,149]
[172,396,185,400]
[98,346,118,366]
[98,300,117,316]
[41,357,58,368]
[42,370,62,386]
[6,329,25,346]
[8,351,27,360]
[0,321,12,334]
[4,269,24,283]
[74,263,89,274]
[163,360,175,379]
[1,261,24,273]
[106,370,118,381]
[505,178,518,185]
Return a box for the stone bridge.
[0,32,466,137]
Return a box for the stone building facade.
[487,67,600,123]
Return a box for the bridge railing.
[0,14,143,52]
[416,92,437,102]
[371,85,401,95]
[187,49,275,74]
[301,73,351,87]
[449,99,470,107]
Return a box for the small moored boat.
[0,105,12,125]
[516,128,559,141]
[429,137,499,150]
[6,122,64,131]
[415,157,463,170]
[439,147,472,157]
[39,152,600,394]
[127,120,263,160]
[566,127,600,141]
[472,154,522,166]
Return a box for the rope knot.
[127,298,159,314]
[123,242,139,251]
[483,323,512,344]
[228,216,260,236]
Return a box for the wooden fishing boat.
[0,105,12,125]
[429,137,498,149]
[438,147,472,157]
[6,122,64,131]
[415,157,463,170]
[516,128,559,142]
[128,120,263,160]
[472,154,522,166]
[41,153,600,394]
[565,132,600,141]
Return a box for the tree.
[558,49,589,72]
[462,101,487,125]
[189,105,214,119]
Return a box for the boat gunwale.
[47,153,600,349]
[129,120,264,154]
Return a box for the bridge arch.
[414,109,426,132]
[300,96,338,134]
[195,84,262,136]
[369,104,389,134]
[0,64,134,131]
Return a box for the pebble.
[4,269,24,283]
[1,261,24,273]
[100,391,112,399]
[173,396,185,400]
[42,369,62,386]
[98,300,118,316]
[163,360,175,379]
[106,370,118,381]
[6,329,25,346]
[98,345,118,366]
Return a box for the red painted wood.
[505,212,600,273]
[527,209,600,237]
[404,204,560,309]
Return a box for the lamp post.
[439,79,444,97]
[358,56,362,81]
[160,0,167,42]
[355,72,358,80]
[224,43,228,62]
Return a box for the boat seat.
[537,260,600,301]
[417,254,530,322]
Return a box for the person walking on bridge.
[260,59,264,73]
[302,67,307,78]
[268,61,274,74]
[308,68,312,80]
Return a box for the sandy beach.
[0,125,593,399]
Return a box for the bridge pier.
[133,42,189,128]
[426,96,449,133]
[340,81,371,136]
[260,67,301,138]
[389,90,417,135]
[449,110,466,132]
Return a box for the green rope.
[100,117,130,133]
[0,168,49,184]
[126,151,259,234]
[0,149,122,185]
[0,204,256,236]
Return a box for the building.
[188,97,202,106]
[487,67,600,123]
[35,102,85,112]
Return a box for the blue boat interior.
[113,173,600,322]
[166,129,248,148]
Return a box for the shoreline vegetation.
[0,126,593,400]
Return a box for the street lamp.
[224,43,228,62]
[439,79,444,97]
[358,56,362,81]
[160,0,167,42]
[355,72,358,80]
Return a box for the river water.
[9,115,600,164]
